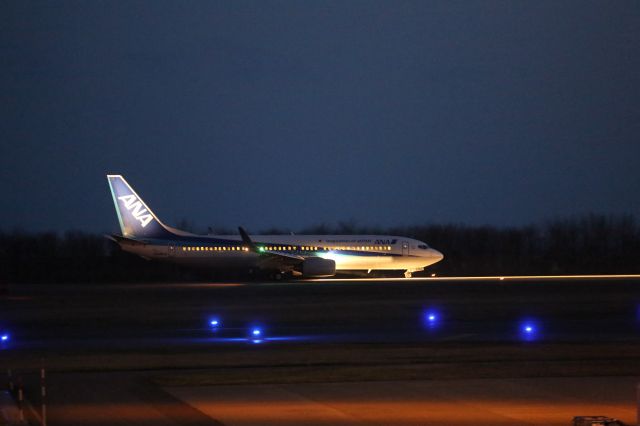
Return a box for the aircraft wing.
[256,250,305,270]
[239,227,305,271]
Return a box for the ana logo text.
[375,239,397,245]
[118,195,153,228]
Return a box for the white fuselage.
[120,234,443,273]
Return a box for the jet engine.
[300,257,336,277]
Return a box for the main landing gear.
[248,269,291,281]
[271,271,295,281]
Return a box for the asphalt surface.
[2,277,640,425]
[1,278,640,341]
[2,278,640,350]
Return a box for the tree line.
[1,214,639,283]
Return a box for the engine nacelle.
[300,257,336,277]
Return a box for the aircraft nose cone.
[430,249,444,262]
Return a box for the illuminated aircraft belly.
[320,252,396,270]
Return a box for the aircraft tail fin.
[107,175,176,239]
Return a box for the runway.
[2,277,640,425]
[3,276,640,351]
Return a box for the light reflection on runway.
[310,274,640,283]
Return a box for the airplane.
[106,175,444,279]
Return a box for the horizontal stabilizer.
[105,234,146,246]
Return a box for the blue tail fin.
[107,175,175,239]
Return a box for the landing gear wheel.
[404,271,413,279]
[268,271,292,281]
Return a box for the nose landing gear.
[404,268,423,278]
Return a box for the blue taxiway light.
[248,326,265,343]
[424,310,439,322]
[208,317,222,330]
[423,310,441,330]
[519,320,540,341]
[521,323,536,334]
[1,334,8,342]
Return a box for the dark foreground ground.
[1,277,640,425]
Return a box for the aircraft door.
[402,241,409,256]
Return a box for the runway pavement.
[1,277,640,425]
[3,276,640,350]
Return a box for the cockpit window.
[417,244,429,249]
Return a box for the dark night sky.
[1,1,639,233]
